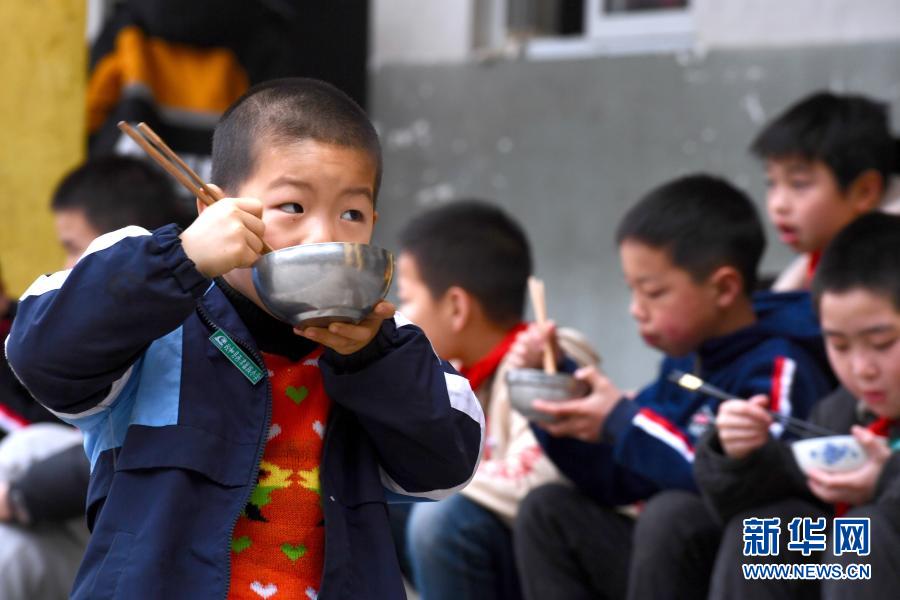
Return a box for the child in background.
[6,78,483,600]
[0,155,186,600]
[751,91,898,290]
[392,199,599,600]
[510,174,834,600]
[695,212,900,600]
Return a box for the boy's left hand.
[806,426,891,505]
[295,301,396,355]
[534,365,622,443]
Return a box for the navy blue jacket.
[535,291,835,505]
[5,225,484,600]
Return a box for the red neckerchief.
[804,251,822,286]
[867,417,895,437]
[459,323,527,392]
[834,416,896,516]
[0,318,10,342]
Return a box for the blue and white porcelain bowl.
[791,435,867,474]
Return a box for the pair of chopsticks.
[668,369,838,439]
[117,121,273,254]
[528,276,556,375]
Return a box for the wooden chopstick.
[528,276,557,375]
[136,123,221,206]
[117,121,272,254]
[118,122,213,205]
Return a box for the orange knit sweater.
[228,349,331,600]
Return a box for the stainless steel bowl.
[252,242,394,328]
[505,368,590,423]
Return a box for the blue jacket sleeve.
[531,424,658,505]
[602,347,833,492]
[602,386,699,492]
[319,313,485,501]
[5,225,208,418]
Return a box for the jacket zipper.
[196,304,272,600]
[315,409,339,599]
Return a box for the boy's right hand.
[180,196,266,279]
[716,395,773,460]
[507,321,561,370]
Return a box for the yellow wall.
[0,0,86,296]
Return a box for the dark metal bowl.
[252,242,394,328]
[505,368,590,423]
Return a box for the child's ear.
[847,169,884,214]
[709,265,745,309]
[446,286,472,333]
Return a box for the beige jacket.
[460,328,600,524]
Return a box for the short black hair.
[812,212,900,311]
[750,91,897,191]
[616,174,765,294]
[51,155,189,232]
[399,200,532,326]
[211,77,382,200]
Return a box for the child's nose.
[851,353,878,380]
[629,297,648,322]
[768,187,790,214]
[303,220,337,245]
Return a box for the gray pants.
[0,424,89,600]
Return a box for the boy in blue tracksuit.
[5,78,484,600]
[509,175,834,600]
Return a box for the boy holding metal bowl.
[6,78,484,600]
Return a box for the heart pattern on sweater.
[250,581,278,598]
[286,386,309,405]
[281,542,307,562]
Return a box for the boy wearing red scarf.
[751,92,896,292]
[391,200,598,600]
[696,213,900,599]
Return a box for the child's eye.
[644,288,666,299]
[279,203,304,214]
[828,341,849,354]
[341,209,364,222]
[789,179,811,191]
[871,338,897,352]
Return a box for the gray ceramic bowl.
[252,242,394,328]
[505,368,590,423]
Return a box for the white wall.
[371,0,474,67]
[695,0,900,49]
[372,0,900,66]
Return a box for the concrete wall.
[369,42,900,388]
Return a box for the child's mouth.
[861,390,887,405]
[776,225,799,246]
[640,331,660,346]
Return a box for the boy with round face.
[696,213,900,599]
[6,78,483,600]
[751,91,898,290]
[510,175,835,600]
